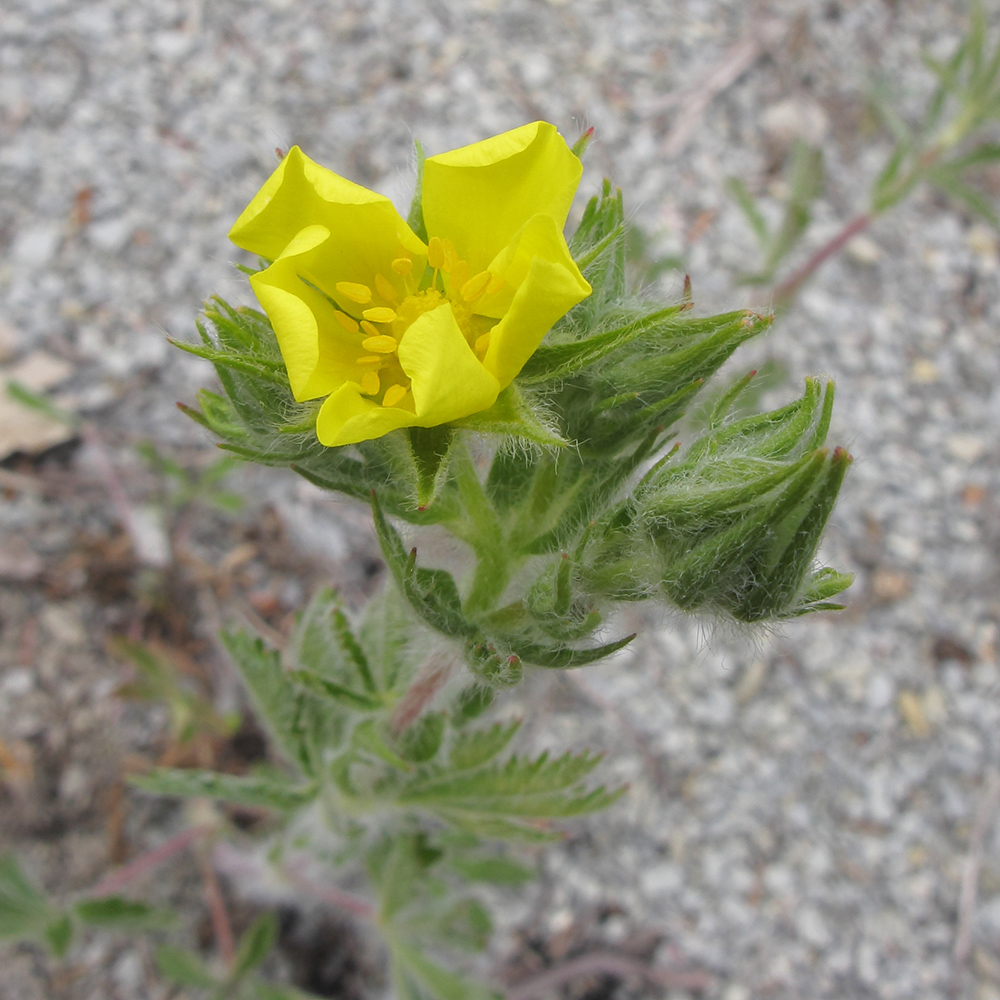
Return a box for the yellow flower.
[228,122,591,447]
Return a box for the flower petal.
[422,122,582,275]
[230,146,426,301]
[249,225,370,401]
[316,384,418,447]
[478,215,591,388]
[398,303,501,426]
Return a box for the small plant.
[2,124,853,997]
[729,4,1000,305]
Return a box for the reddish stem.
[283,863,376,922]
[196,846,236,968]
[90,825,208,897]
[771,212,872,308]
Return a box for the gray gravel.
[3,0,1000,998]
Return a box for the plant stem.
[196,845,236,968]
[90,825,209,896]
[771,212,872,308]
[283,862,376,922]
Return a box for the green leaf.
[5,380,78,429]
[44,915,73,958]
[398,712,446,764]
[448,856,533,886]
[156,945,219,989]
[0,854,55,942]
[73,897,174,930]
[130,768,317,811]
[450,684,496,727]
[233,913,277,980]
[449,721,521,771]
[289,670,383,711]
[500,632,635,669]
[391,941,500,1000]
[726,176,769,245]
[221,631,309,772]
[371,492,477,639]
[438,898,492,952]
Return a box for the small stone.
[947,435,985,463]
[761,98,830,145]
[871,568,911,603]
[40,603,87,647]
[797,906,831,948]
[898,690,930,738]
[910,358,939,384]
[846,235,881,265]
[0,669,35,696]
[967,223,999,262]
[11,224,60,267]
[58,761,92,805]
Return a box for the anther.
[334,311,359,332]
[360,320,380,338]
[461,271,492,302]
[356,355,382,365]
[382,384,407,407]
[475,333,491,354]
[486,274,505,295]
[361,335,398,354]
[336,281,373,304]
[375,273,398,302]
[391,257,413,276]
[427,236,445,270]
[363,307,397,324]
[361,371,381,396]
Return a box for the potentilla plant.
[0,123,852,1000]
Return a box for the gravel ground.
[2,1,1000,998]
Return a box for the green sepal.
[450,383,567,448]
[407,138,428,243]
[130,768,318,811]
[406,425,457,508]
[449,684,496,726]
[499,631,635,669]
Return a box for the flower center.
[332,237,504,410]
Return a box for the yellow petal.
[248,225,368,401]
[422,122,582,275]
[229,146,427,303]
[316,384,419,447]
[397,303,500,427]
[478,215,591,388]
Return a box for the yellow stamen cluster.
[334,237,508,409]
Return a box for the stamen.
[391,257,413,276]
[427,236,445,270]
[356,355,382,365]
[334,311,360,332]
[375,273,398,302]
[486,274,505,295]
[360,320,380,338]
[361,335,398,354]
[363,307,397,324]
[451,259,469,291]
[361,371,381,396]
[382,384,407,407]
[461,270,492,302]
[475,333,491,354]
[336,281,373,304]
[442,238,459,274]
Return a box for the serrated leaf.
[438,898,492,952]
[130,768,317,811]
[156,945,219,988]
[449,721,521,771]
[289,670,383,711]
[233,913,277,979]
[74,897,175,930]
[500,632,635,669]
[221,631,309,772]
[371,493,477,639]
